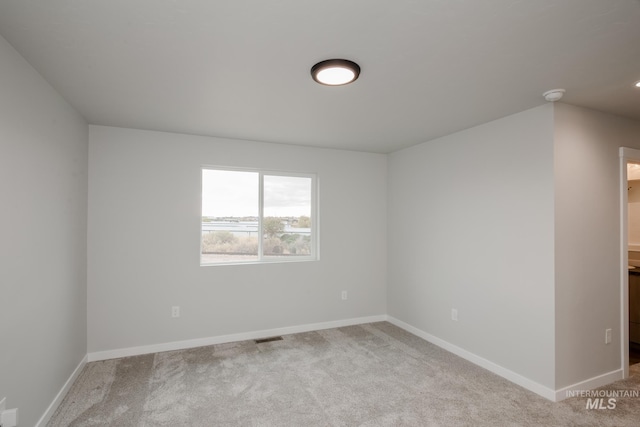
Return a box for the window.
[201,167,317,265]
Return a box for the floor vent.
[255,336,283,344]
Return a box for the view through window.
[201,168,316,265]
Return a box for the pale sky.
[202,169,311,218]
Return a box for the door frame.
[619,147,640,378]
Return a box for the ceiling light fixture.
[635,80,640,88]
[311,59,360,86]
[543,88,565,102]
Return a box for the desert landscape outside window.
[201,168,317,265]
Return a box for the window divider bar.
[258,172,264,261]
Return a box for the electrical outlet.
[605,328,612,344]
[1,407,18,427]
[0,399,17,427]
[451,308,458,321]
[341,291,348,300]
[172,306,180,318]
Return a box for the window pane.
[201,170,259,263]
[263,175,312,257]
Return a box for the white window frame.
[200,166,319,266]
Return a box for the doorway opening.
[627,161,640,366]
[620,147,640,376]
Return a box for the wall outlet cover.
[1,407,18,427]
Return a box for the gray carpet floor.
[48,322,640,426]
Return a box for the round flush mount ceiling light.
[543,88,565,102]
[311,59,360,86]
[635,80,640,88]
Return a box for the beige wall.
[628,178,640,247]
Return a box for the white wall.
[0,35,88,426]
[388,104,556,389]
[554,103,640,388]
[87,126,387,353]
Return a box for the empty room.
[2,1,640,426]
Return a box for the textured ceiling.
[0,0,639,153]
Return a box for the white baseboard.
[88,314,388,362]
[387,316,558,401]
[35,354,88,427]
[71,315,622,408]
[554,369,624,401]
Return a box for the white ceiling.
[1,0,639,153]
